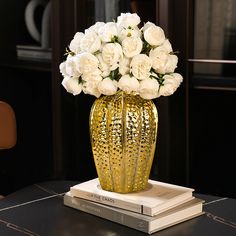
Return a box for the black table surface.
[0,181,236,236]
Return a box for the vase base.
[99,179,149,193]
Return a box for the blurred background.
[0,0,235,198]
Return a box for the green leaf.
[109,68,121,81]
[110,35,119,43]
[64,47,75,56]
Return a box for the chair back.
[0,101,17,149]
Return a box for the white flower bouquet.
[60,12,183,99]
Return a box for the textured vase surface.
[89,91,158,193]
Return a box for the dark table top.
[0,181,236,236]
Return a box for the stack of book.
[64,178,204,234]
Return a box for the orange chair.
[0,101,17,199]
[0,101,17,149]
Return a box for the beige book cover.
[70,178,194,216]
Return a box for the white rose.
[59,61,67,77]
[61,76,82,96]
[160,39,173,53]
[149,49,178,74]
[102,43,123,70]
[65,56,81,77]
[149,49,167,73]
[98,22,118,43]
[172,73,183,86]
[80,31,101,53]
[144,25,165,46]
[75,52,99,75]
[118,26,141,41]
[158,74,180,96]
[83,68,101,77]
[96,53,110,77]
[130,54,152,80]
[149,40,172,56]
[98,78,118,96]
[82,76,102,98]
[142,21,155,32]
[83,81,101,98]
[119,56,131,75]
[82,73,102,82]
[165,54,178,73]
[122,37,143,58]
[118,75,140,93]
[117,13,140,28]
[139,78,160,99]
[69,32,84,54]
[88,22,105,34]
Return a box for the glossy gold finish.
[90,91,158,193]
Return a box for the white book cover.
[70,178,194,216]
[64,192,204,234]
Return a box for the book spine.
[64,195,150,233]
[70,188,142,214]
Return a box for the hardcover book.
[70,178,194,216]
[64,193,204,234]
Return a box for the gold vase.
[89,91,158,193]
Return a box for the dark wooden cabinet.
[161,0,236,198]
[0,0,54,194]
[146,0,236,198]
[1,0,234,198]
